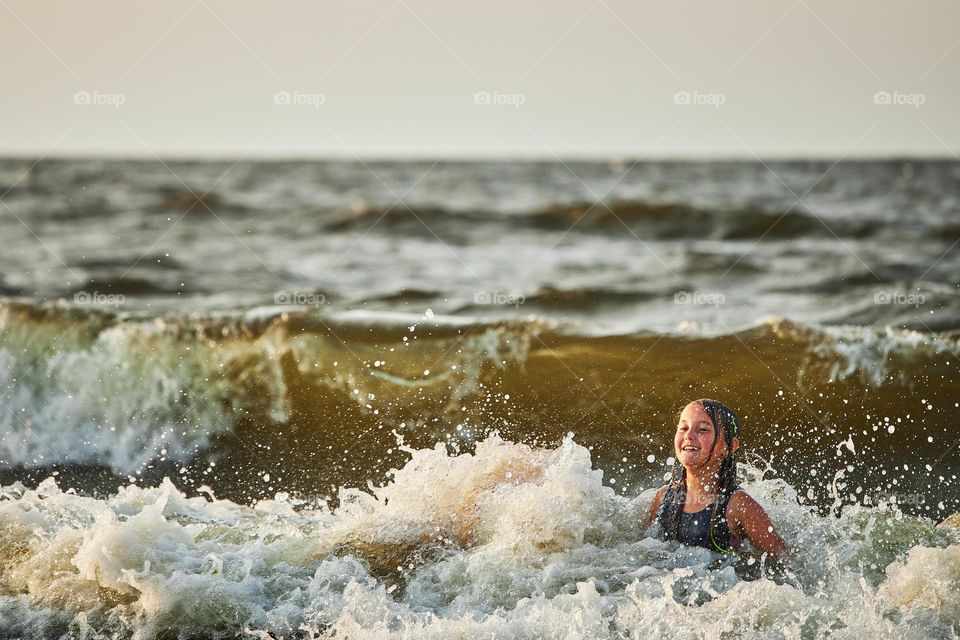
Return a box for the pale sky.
[1,0,958,158]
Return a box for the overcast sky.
[1,0,958,158]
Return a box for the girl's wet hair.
[665,398,741,553]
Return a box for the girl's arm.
[728,491,788,557]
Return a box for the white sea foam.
[0,312,293,473]
[813,322,960,386]
[1,436,957,639]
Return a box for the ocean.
[0,157,958,638]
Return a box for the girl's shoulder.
[655,482,674,502]
[648,484,671,518]
[726,489,768,517]
[727,487,750,504]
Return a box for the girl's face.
[674,402,737,470]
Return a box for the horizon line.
[0,151,956,163]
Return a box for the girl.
[645,399,787,556]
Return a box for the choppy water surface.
[0,158,958,638]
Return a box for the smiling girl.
[645,399,787,556]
